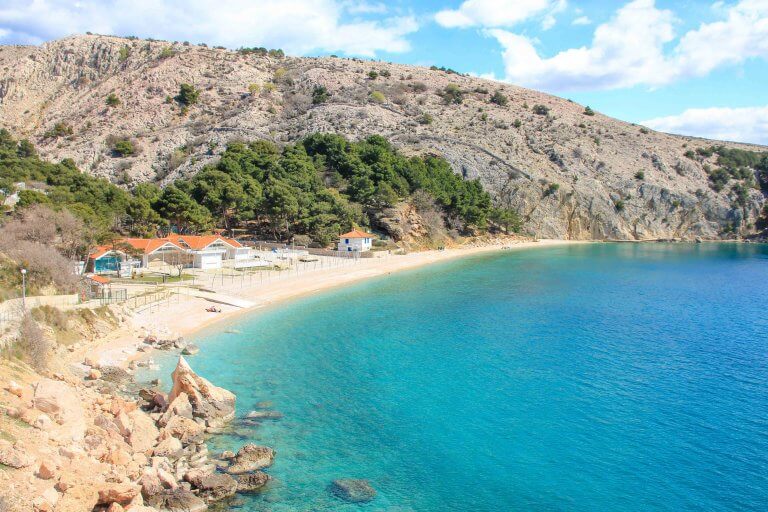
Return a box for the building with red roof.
[338,229,376,253]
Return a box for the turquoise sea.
[146,243,768,511]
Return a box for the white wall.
[337,237,372,252]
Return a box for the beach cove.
[140,242,768,511]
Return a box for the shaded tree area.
[1,130,521,250]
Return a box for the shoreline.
[85,238,586,368]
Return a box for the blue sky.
[1,0,767,144]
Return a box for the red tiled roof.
[165,234,242,250]
[339,229,376,239]
[87,274,110,285]
[118,238,184,255]
[88,245,114,260]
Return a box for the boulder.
[330,479,377,503]
[162,415,204,443]
[37,460,57,480]
[0,439,33,468]
[153,436,183,459]
[55,484,99,512]
[145,489,207,512]
[235,471,271,493]
[128,410,160,454]
[158,393,193,427]
[33,379,84,427]
[225,444,275,474]
[88,369,102,380]
[167,357,235,427]
[97,483,141,506]
[185,470,237,502]
[140,470,165,499]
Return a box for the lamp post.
[20,268,27,311]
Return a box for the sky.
[1,0,767,144]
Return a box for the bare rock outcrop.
[168,356,236,427]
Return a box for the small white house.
[337,229,375,253]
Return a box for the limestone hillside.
[1,34,766,240]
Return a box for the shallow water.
[146,243,768,511]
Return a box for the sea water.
[145,243,768,511]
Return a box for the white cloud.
[572,15,591,25]
[485,0,676,90]
[435,0,558,28]
[643,105,768,145]
[485,0,768,92]
[344,1,387,15]
[0,0,417,57]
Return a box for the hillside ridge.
[1,34,766,240]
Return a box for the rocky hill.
[1,34,765,240]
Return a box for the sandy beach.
[86,239,583,367]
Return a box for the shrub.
[410,81,428,93]
[159,46,175,59]
[44,122,73,139]
[639,127,649,134]
[614,199,625,211]
[312,85,330,104]
[118,46,130,62]
[248,83,261,95]
[513,119,522,128]
[532,104,550,116]
[274,67,287,81]
[379,69,391,78]
[440,84,463,105]
[106,93,120,107]
[418,113,434,125]
[367,70,378,80]
[262,82,277,93]
[112,139,135,157]
[544,183,560,197]
[18,314,51,370]
[490,91,508,106]
[176,83,200,106]
[634,170,645,180]
[583,106,595,116]
[369,90,386,103]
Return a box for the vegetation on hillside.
[0,130,520,249]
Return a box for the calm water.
[147,243,768,511]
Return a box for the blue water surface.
[147,243,768,511]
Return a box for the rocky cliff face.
[1,34,765,240]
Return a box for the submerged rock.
[235,471,271,493]
[181,344,199,356]
[168,357,236,427]
[330,479,376,503]
[245,410,283,420]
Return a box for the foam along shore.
[88,239,584,367]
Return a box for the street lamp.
[20,268,27,311]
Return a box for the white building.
[337,229,375,253]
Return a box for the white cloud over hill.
[643,105,768,145]
[0,0,418,57]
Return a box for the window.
[345,239,349,244]
[347,247,351,252]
